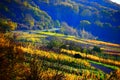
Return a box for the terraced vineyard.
[13,30,120,73]
[0,30,119,80]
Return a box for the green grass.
[37,31,65,37]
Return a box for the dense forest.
[0,0,120,43]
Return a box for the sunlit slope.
[13,31,120,65]
[20,46,106,79]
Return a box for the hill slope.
[0,0,55,30]
[0,0,120,43]
[35,0,120,43]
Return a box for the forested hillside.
[0,0,120,43]
[0,0,56,30]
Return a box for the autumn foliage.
[0,18,17,33]
[0,33,25,79]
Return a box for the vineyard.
[0,30,118,79]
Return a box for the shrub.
[92,46,101,53]
[0,18,17,33]
[74,54,82,58]
[47,37,63,50]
